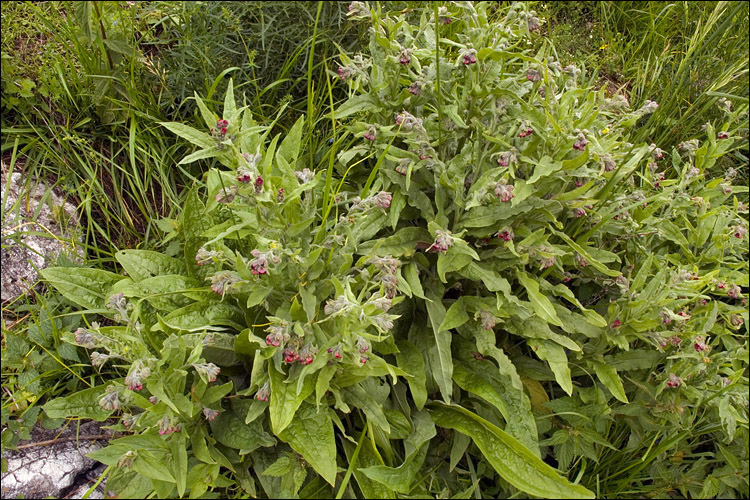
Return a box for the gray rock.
[1,161,82,304]
[1,420,111,499]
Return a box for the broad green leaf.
[170,432,188,497]
[425,289,453,402]
[395,340,427,409]
[403,263,425,299]
[592,361,628,403]
[160,122,214,149]
[527,339,572,395]
[115,250,188,281]
[41,267,124,310]
[437,251,473,283]
[656,219,691,251]
[360,411,435,493]
[269,365,315,434]
[43,385,113,421]
[429,403,594,499]
[334,94,382,119]
[439,298,470,332]
[527,155,562,184]
[178,146,221,165]
[347,437,394,499]
[156,302,244,332]
[277,115,305,167]
[209,402,275,452]
[508,316,580,352]
[278,404,337,486]
[119,274,198,311]
[516,270,563,327]
[358,227,430,258]
[342,385,390,434]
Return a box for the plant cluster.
[2,2,748,499]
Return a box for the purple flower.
[327,344,343,360]
[398,48,412,66]
[158,415,180,435]
[430,229,453,253]
[462,49,477,66]
[356,335,370,354]
[373,191,392,209]
[717,131,729,140]
[573,207,586,218]
[192,363,221,383]
[494,181,515,202]
[202,407,220,421]
[727,284,742,299]
[527,69,541,82]
[124,360,150,392]
[666,373,681,388]
[98,386,122,411]
[497,228,514,241]
[255,381,271,401]
[364,126,377,141]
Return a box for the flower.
[430,229,454,253]
[518,125,534,138]
[364,126,377,141]
[215,185,238,204]
[192,363,221,383]
[730,315,744,328]
[601,155,616,172]
[237,166,253,183]
[398,48,412,66]
[575,254,588,268]
[727,284,742,299]
[527,69,541,82]
[408,81,422,95]
[98,386,122,411]
[250,252,269,275]
[372,191,392,209]
[356,335,370,354]
[325,295,350,315]
[347,1,370,20]
[195,246,221,266]
[666,373,681,388]
[480,310,497,330]
[295,168,314,184]
[360,355,370,364]
[734,225,747,239]
[282,347,299,364]
[462,49,477,66]
[373,314,394,331]
[693,336,709,353]
[277,188,285,202]
[497,149,517,167]
[573,207,587,218]
[539,255,555,269]
[610,318,621,328]
[209,271,242,294]
[394,111,423,132]
[494,180,515,202]
[255,381,271,401]
[90,351,112,368]
[327,344,343,360]
[370,296,392,311]
[254,175,264,194]
[74,328,98,349]
[669,335,682,346]
[158,415,180,435]
[497,228,514,241]
[298,344,316,365]
[717,131,729,140]
[202,408,220,421]
[124,360,150,392]
[572,132,587,151]
[338,66,355,81]
[648,143,664,160]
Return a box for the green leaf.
[342,385,390,434]
[269,365,315,434]
[516,270,563,327]
[278,404,337,486]
[334,94,382,119]
[41,267,124,310]
[429,403,594,499]
[358,227,430,258]
[395,340,427,410]
[156,302,244,332]
[437,251,473,283]
[160,122,214,149]
[170,432,188,497]
[439,298,470,332]
[592,361,628,403]
[178,146,221,165]
[551,229,621,277]
[453,361,538,455]
[527,155,562,184]
[209,402,275,452]
[115,250,188,281]
[43,385,113,421]
[425,289,453,402]
[402,263,425,299]
[527,339,572,395]
[277,115,305,168]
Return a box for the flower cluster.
[572,131,588,151]
[192,362,221,383]
[265,320,291,347]
[462,48,477,66]
[98,385,122,411]
[398,48,412,66]
[250,248,281,275]
[255,381,271,401]
[346,1,370,21]
[195,246,222,266]
[295,168,314,184]
[158,415,181,435]
[429,229,454,253]
[209,270,242,295]
[497,149,518,167]
[494,179,515,202]
[124,360,150,391]
[497,227,514,241]
[211,119,230,142]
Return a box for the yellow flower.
[599,43,609,50]
[601,127,610,134]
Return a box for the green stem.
[335,428,367,499]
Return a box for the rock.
[1,420,112,499]
[1,160,82,304]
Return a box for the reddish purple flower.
[727,284,742,299]
[497,228,514,241]
[327,343,343,360]
[255,381,271,402]
[364,126,377,141]
[611,318,621,328]
[573,207,586,218]
[717,131,729,140]
[693,336,709,352]
[356,335,370,354]
[462,49,477,66]
[666,373,681,388]
[373,191,392,209]
[202,408,220,421]
[399,48,412,66]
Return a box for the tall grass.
[596,1,749,150]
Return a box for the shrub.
[38,2,748,498]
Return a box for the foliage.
[27,3,749,499]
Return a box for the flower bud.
[480,310,497,330]
[497,228,514,241]
[74,328,99,349]
[158,415,180,435]
[255,381,271,401]
[372,191,392,209]
[295,168,314,184]
[356,335,370,354]
[99,386,122,411]
[666,373,681,388]
[430,229,454,253]
[202,407,220,421]
[727,284,742,299]
[494,180,515,202]
[192,363,221,383]
[462,49,477,66]
[398,48,412,66]
[327,343,343,360]
[124,360,150,392]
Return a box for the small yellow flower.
[599,43,609,50]
[601,127,609,134]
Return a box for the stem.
[14,434,114,450]
[335,428,367,499]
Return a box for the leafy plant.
[34,2,748,498]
